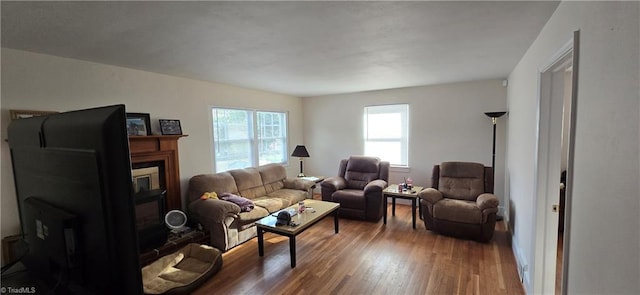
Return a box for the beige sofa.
[187,164,314,252]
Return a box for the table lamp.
[291,145,310,177]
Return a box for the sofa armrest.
[476,193,499,210]
[321,177,347,191]
[418,188,443,204]
[364,179,387,194]
[283,178,315,191]
[188,199,241,224]
[320,177,346,201]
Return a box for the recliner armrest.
[364,179,387,194]
[418,188,443,204]
[283,178,315,191]
[188,199,241,224]
[476,193,499,210]
[321,177,347,191]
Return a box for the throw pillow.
[220,193,255,212]
[200,192,219,200]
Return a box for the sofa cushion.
[264,189,308,208]
[237,206,269,223]
[252,197,286,213]
[187,173,238,203]
[258,164,287,194]
[332,189,365,210]
[229,168,267,199]
[433,198,482,224]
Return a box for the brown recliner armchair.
[321,156,389,221]
[418,161,499,242]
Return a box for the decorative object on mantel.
[10,109,57,120]
[484,111,507,221]
[126,112,151,136]
[159,119,183,135]
[291,145,310,177]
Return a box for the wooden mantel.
[129,135,187,210]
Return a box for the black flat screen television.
[7,105,142,294]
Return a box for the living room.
[1,1,638,294]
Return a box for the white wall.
[507,2,639,294]
[302,80,507,205]
[0,49,304,242]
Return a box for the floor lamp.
[485,111,506,221]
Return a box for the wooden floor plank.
[193,204,524,295]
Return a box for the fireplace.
[128,135,185,211]
[128,135,186,251]
[135,189,168,251]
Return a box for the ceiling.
[1,1,559,97]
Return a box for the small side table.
[139,230,210,266]
[300,176,325,199]
[383,185,424,229]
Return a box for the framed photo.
[159,119,183,135]
[126,113,151,136]
[10,109,57,120]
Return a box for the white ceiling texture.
[1,1,559,97]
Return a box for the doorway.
[532,31,579,295]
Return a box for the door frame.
[531,30,579,295]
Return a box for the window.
[364,104,409,167]
[256,111,287,165]
[212,108,287,172]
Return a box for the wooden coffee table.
[383,185,424,229]
[256,199,339,268]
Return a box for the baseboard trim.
[511,234,531,293]
[505,217,530,293]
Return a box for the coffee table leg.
[412,198,416,229]
[258,227,264,257]
[289,236,296,268]
[334,210,340,233]
[383,195,387,224]
[392,196,396,216]
[391,196,396,216]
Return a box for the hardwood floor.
[193,204,524,294]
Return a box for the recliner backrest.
[340,156,382,190]
[438,162,486,201]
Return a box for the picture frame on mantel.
[126,112,151,136]
[10,109,58,120]
[159,119,183,135]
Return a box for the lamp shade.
[484,111,507,118]
[291,145,310,157]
